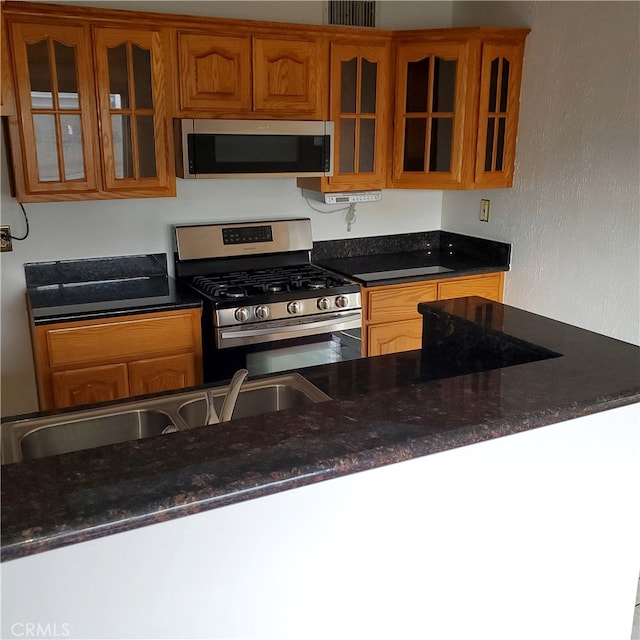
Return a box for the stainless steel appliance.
[175,119,334,179]
[174,218,362,382]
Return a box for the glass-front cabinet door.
[474,42,525,188]
[392,42,468,188]
[329,42,390,190]
[9,22,99,196]
[93,27,172,196]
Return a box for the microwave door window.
[188,134,328,174]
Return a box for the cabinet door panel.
[178,32,252,112]
[93,27,172,195]
[329,42,390,190]
[474,42,525,188]
[368,282,438,322]
[52,363,129,409]
[369,320,423,356]
[129,353,197,396]
[392,42,469,188]
[253,36,322,116]
[9,22,99,195]
[437,274,503,302]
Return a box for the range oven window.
[206,330,362,382]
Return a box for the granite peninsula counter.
[2,297,638,562]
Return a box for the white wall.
[0,0,450,418]
[443,1,640,345]
[2,404,639,640]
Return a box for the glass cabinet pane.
[489,58,499,112]
[27,41,53,108]
[340,58,357,113]
[406,57,429,112]
[34,114,59,181]
[132,45,153,109]
[60,114,84,180]
[432,58,456,112]
[112,114,133,178]
[360,59,377,114]
[339,118,356,173]
[429,118,452,171]
[403,118,426,171]
[500,60,510,111]
[359,119,375,172]
[107,44,130,109]
[54,41,78,108]
[137,115,157,178]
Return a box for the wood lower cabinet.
[30,308,202,410]
[363,272,504,357]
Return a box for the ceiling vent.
[327,0,377,27]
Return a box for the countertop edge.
[3,389,637,563]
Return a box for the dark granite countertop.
[312,231,510,286]
[25,254,201,324]
[2,298,639,561]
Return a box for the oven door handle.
[217,312,362,347]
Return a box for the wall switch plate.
[1,225,13,252]
[479,199,490,222]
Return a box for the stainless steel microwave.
[175,119,334,179]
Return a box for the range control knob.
[255,305,270,320]
[335,295,350,309]
[317,297,331,311]
[235,307,250,322]
[287,301,302,315]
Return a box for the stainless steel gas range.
[174,218,362,382]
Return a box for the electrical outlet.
[1,225,13,252]
[479,199,490,222]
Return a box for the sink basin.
[1,373,331,464]
[19,410,174,460]
[178,377,331,428]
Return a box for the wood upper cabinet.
[252,35,322,116]
[30,308,203,410]
[1,7,16,116]
[390,29,528,190]
[392,40,469,188]
[297,36,391,193]
[177,31,252,112]
[5,9,175,201]
[363,272,504,357]
[473,40,526,188]
[177,30,324,118]
[93,26,173,196]
[8,21,100,196]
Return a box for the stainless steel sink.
[178,378,330,428]
[19,410,174,461]
[1,373,330,464]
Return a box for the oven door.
[205,317,362,382]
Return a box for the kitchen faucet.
[205,368,249,425]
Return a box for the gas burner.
[223,287,247,299]
[306,279,327,290]
[266,283,285,293]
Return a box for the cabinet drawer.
[437,274,503,302]
[46,313,199,368]
[368,283,438,322]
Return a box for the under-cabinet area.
[1,1,529,201]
